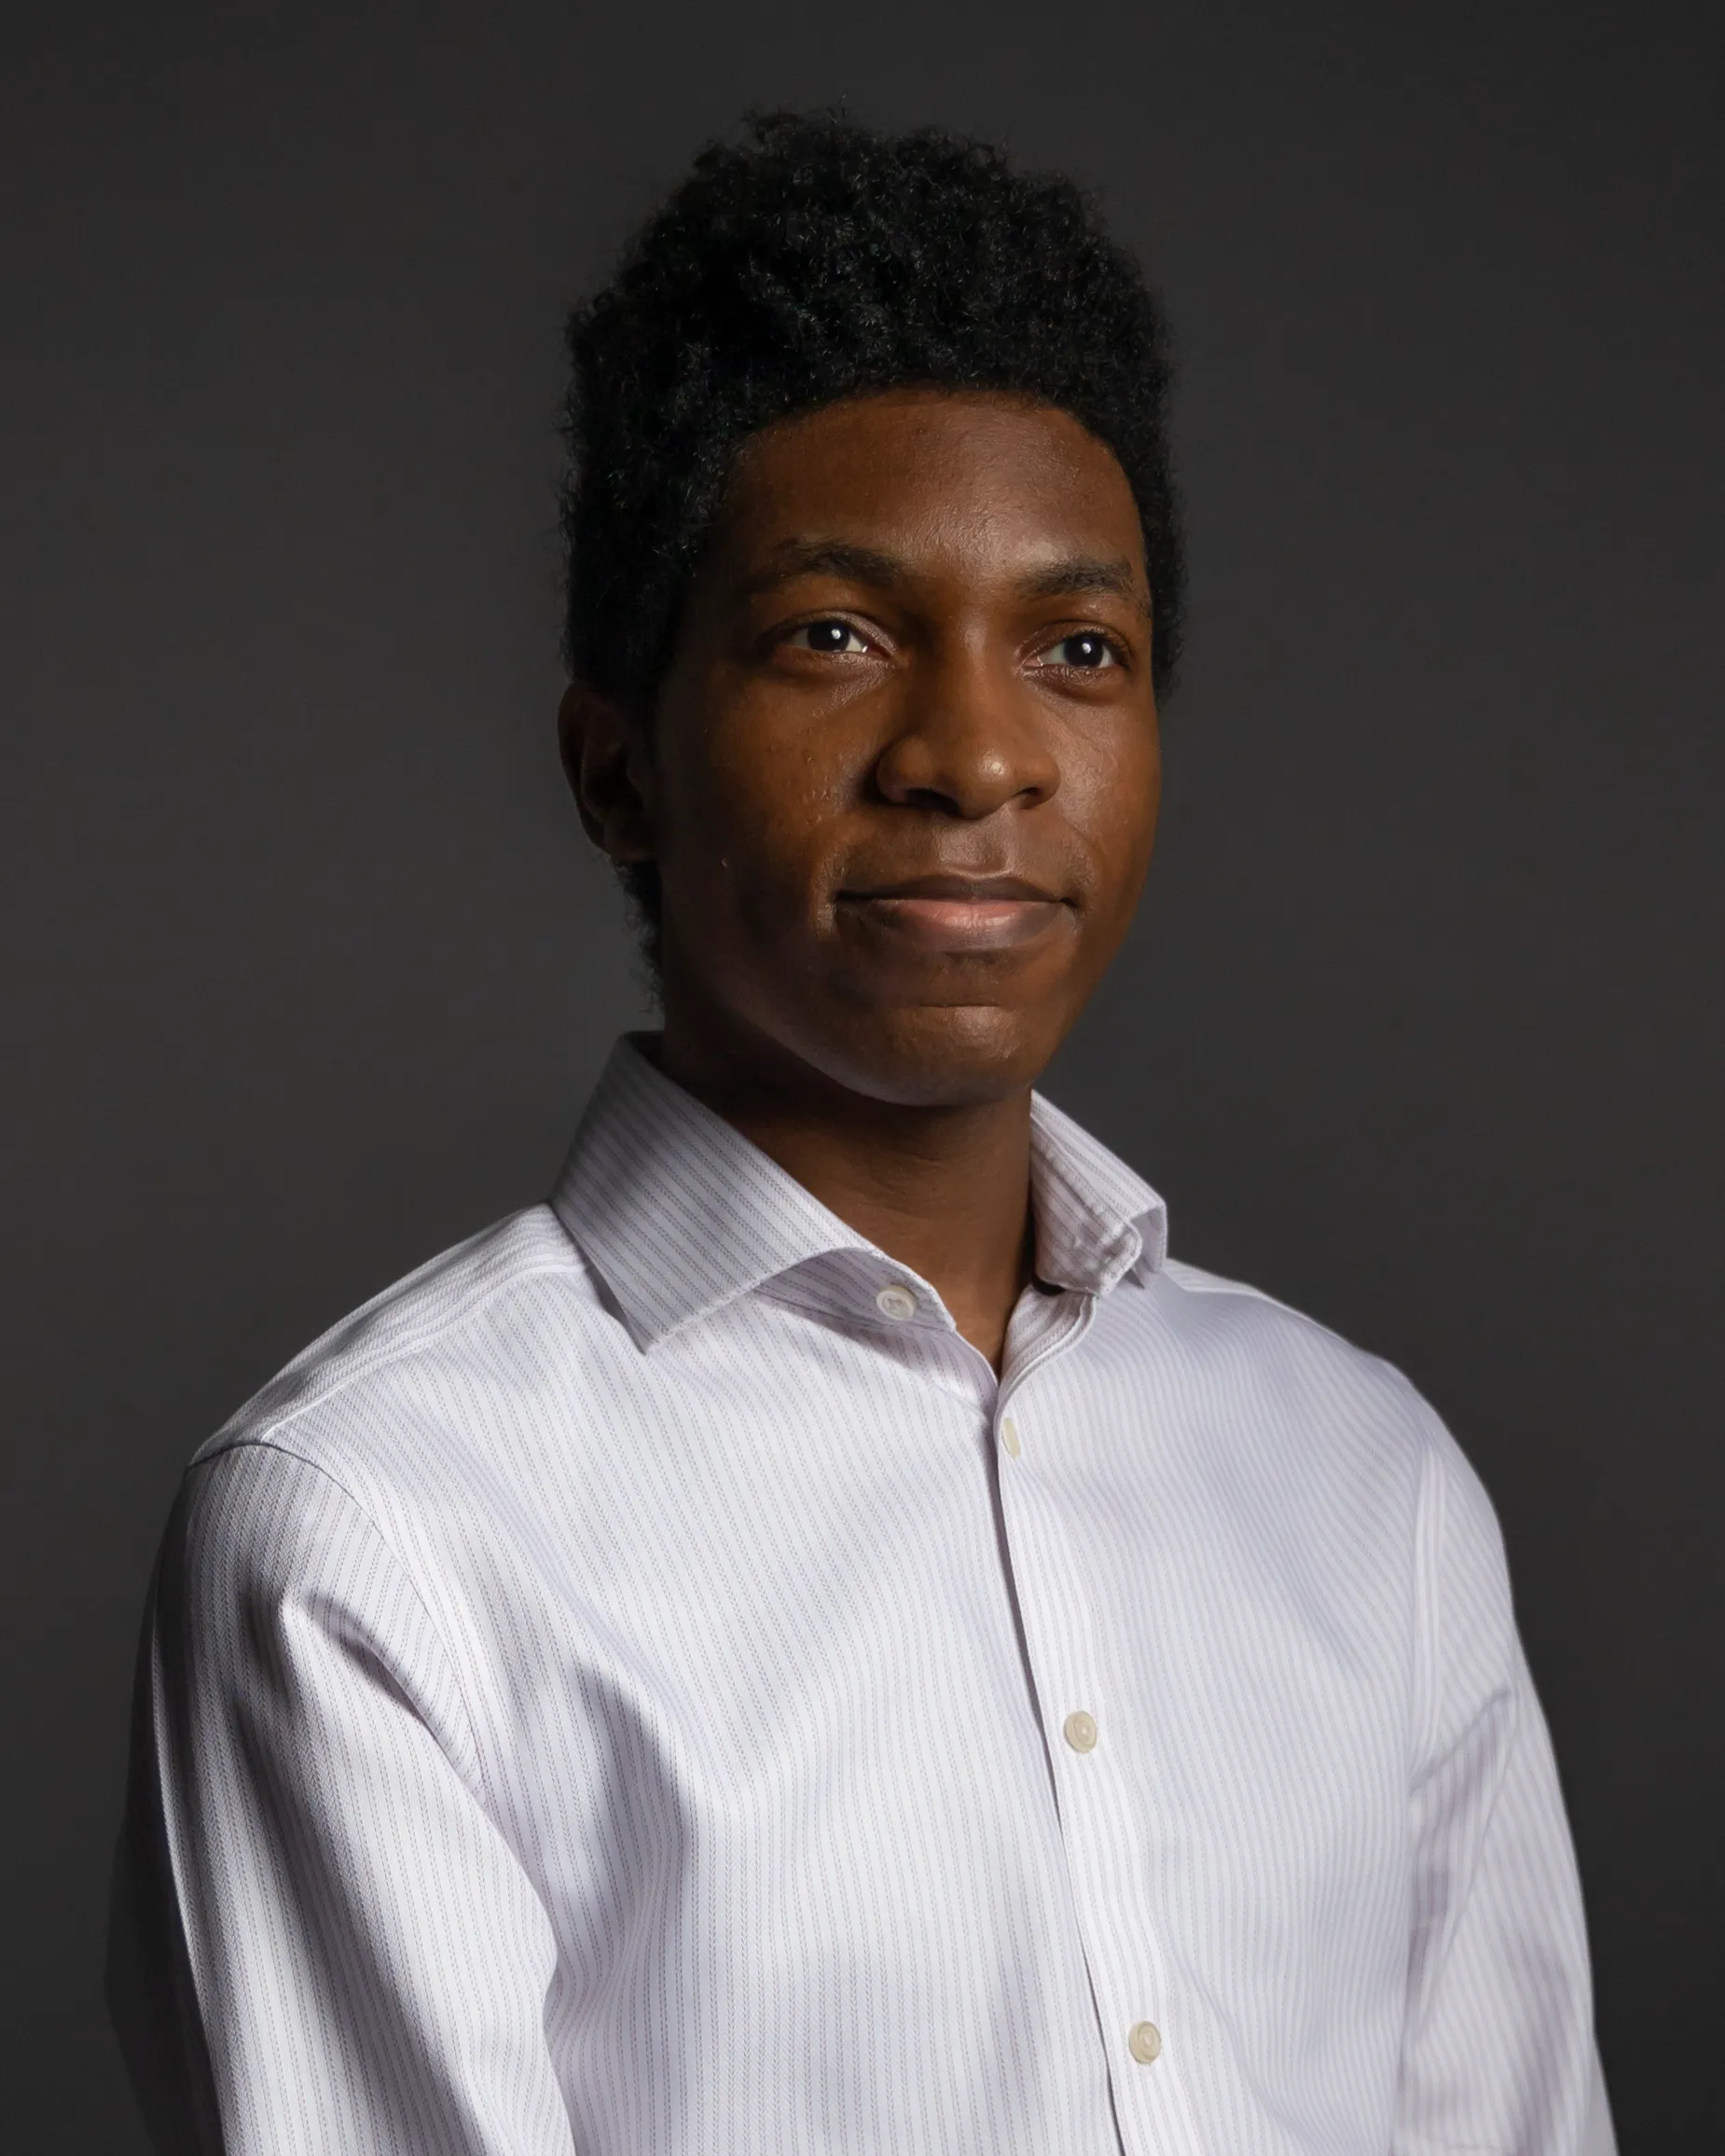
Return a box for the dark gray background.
[5,1,1719,2147]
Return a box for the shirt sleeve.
[106,1441,578,2156]
[1398,1422,1615,2156]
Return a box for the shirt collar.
[551,1035,1167,1352]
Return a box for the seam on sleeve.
[183,1440,501,1821]
[1409,1431,1447,1785]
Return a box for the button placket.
[987,1368,1199,2155]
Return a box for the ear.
[558,683,654,864]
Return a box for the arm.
[106,1443,577,2156]
[1398,1426,1615,2156]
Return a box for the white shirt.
[109,1035,1614,2156]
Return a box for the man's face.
[589,389,1162,1107]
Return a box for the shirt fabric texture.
[109,1035,1615,2156]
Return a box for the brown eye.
[786,620,869,655]
[1041,632,1118,670]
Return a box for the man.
[109,112,1613,2155]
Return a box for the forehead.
[712,390,1147,583]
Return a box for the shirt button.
[1062,1709,1097,1753]
[1000,1416,1022,1458]
[875,1284,918,1321]
[1127,2021,1162,2065]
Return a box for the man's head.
[559,112,1180,1110]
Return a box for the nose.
[872,644,1061,819]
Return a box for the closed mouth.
[835,875,1070,952]
[838,874,1065,905]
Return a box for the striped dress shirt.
[109,1034,1614,2156]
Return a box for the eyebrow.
[1015,556,1147,612]
[738,541,904,599]
[738,540,1149,614]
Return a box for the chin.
[797,1002,1060,1109]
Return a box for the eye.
[784,619,871,656]
[1038,631,1120,670]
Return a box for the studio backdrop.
[4,2,1719,2149]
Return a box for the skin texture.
[560,390,1162,1365]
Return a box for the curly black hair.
[559,109,1183,948]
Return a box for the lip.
[835,874,1070,953]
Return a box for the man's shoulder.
[190,1204,603,1490]
[1156,1249,1401,1365]
[1146,1252,1460,1486]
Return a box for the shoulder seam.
[208,1250,585,1461]
[1160,1258,1446,1440]
[1162,1254,1382,1356]
[185,1438,502,1817]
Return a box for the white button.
[875,1283,918,1321]
[1127,2020,1162,2065]
[1062,1709,1097,1753]
[1000,1416,1022,1458]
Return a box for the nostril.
[874,736,1059,820]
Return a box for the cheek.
[659,718,850,927]
[1067,726,1162,907]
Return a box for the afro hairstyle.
[559,108,1183,950]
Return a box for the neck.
[653,1025,1036,1372]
